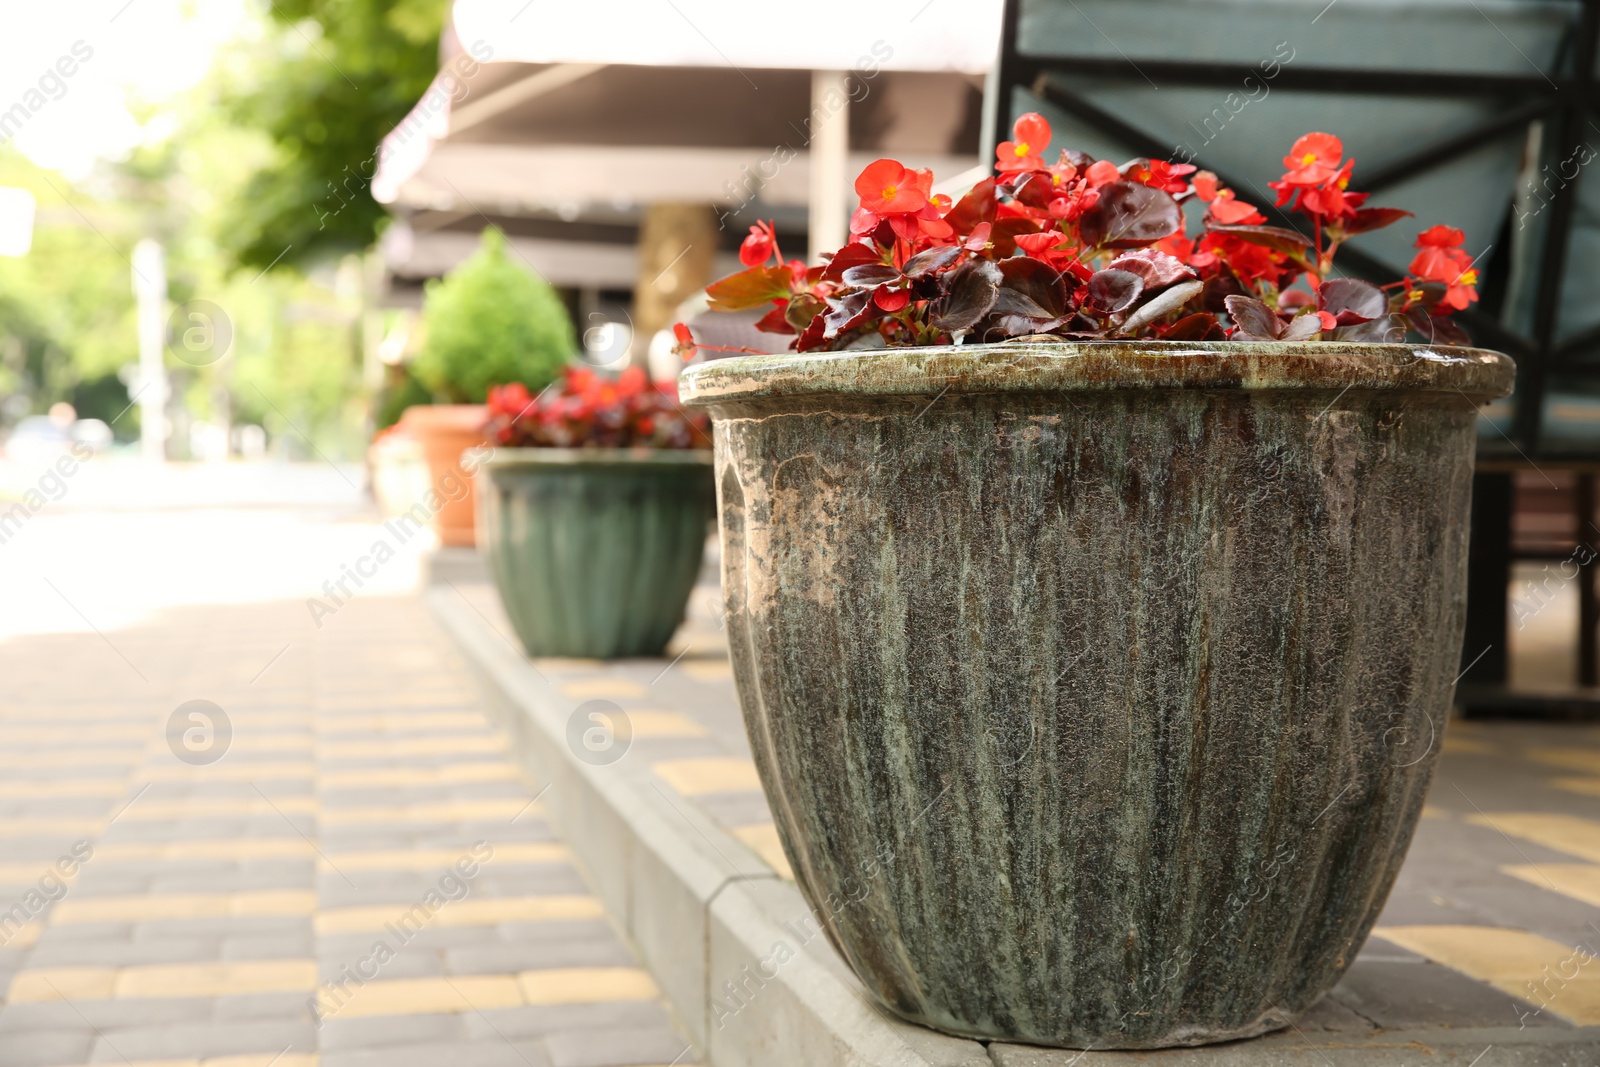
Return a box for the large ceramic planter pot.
[679,341,1514,1049]
[478,448,715,659]
[397,403,487,547]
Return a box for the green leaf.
[706,266,793,312]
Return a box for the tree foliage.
[413,229,575,403]
[218,0,450,272]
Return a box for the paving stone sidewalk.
[0,594,697,1067]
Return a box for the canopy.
[451,0,1002,74]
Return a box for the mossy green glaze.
[679,342,1515,1049]
[477,448,714,659]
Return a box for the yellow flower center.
[1458,269,1479,286]
[1014,143,1030,157]
[882,184,897,199]
[1301,153,1317,165]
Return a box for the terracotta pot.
[477,449,714,659]
[680,341,1514,1049]
[397,404,487,547]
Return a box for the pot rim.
[478,446,713,468]
[677,340,1514,407]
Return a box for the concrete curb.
[428,587,1600,1066]
[426,587,989,1067]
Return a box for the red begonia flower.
[1208,194,1266,226]
[739,221,777,267]
[1280,132,1344,186]
[855,159,931,214]
[1084,160,1122,188]
[996,112,1052,173]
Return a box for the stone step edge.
[425,587,989,1067]
[427,590,1600,1066]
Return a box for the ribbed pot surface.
[680,341,1514,1049]
[478,449,714,660]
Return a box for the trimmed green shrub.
[413,228,574,402]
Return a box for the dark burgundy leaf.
[1163,312,1227,341]
[1010,172,1059,211]
[1281,312,1324,341]
[1106,249,1197,290]
[841,263,902,289]
[820,243,881,283]
[902,245,963,279]
[1118,279,1204,335]
[822,290,874,339]
[1224,295,1282,340]
[1201,272,1248,313]
[1085,269,1145,315]
[988,217,1040,258]
[1078,180,1182,249]
[1062,149,1095,171]
[1341,207,1415,236]
[1335,314,1406,342]
[997,257,1070,318]
[944,178,996,232]
[1205,223,1313,256]
[1404,307,1472,346]
[931,259,1002,332]
[1318,277,1387,326]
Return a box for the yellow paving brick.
[628,710,708,739]
[1555,776,1600,799]
[318,736,506,758]
[318,763,518,788]
[1441,735,1496,755]
[320,843,567,872]
[141,762,315,781]
[316,713,485,733]
[320,799,530,825]
[0,750,138,767]
[93,840,315,862]
[561,679,647,700]
[0,725,151,743]
[652,758,762,796]
[315,895,603,934]
[317,974,521,1018]
[1377,925,1600,1024]
[0,779,128,798]
[531,657,605,672]
[232,735,313,751]
[681,660,733,682]
[110,959,317,998]
[0,819,106,838]
[1468,812,1600,862]
[1502,864,1600,908]
[517,966,658,1005]
[119,798,317,820]
[731,823,794,881]
[1524,746,1600,775]
[1,922,41,948]
[52,890,316,924]
[0,861,81,884]
[8,967,117,1001]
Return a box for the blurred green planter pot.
[477,448,715,660]
[679,341,1513,1049]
